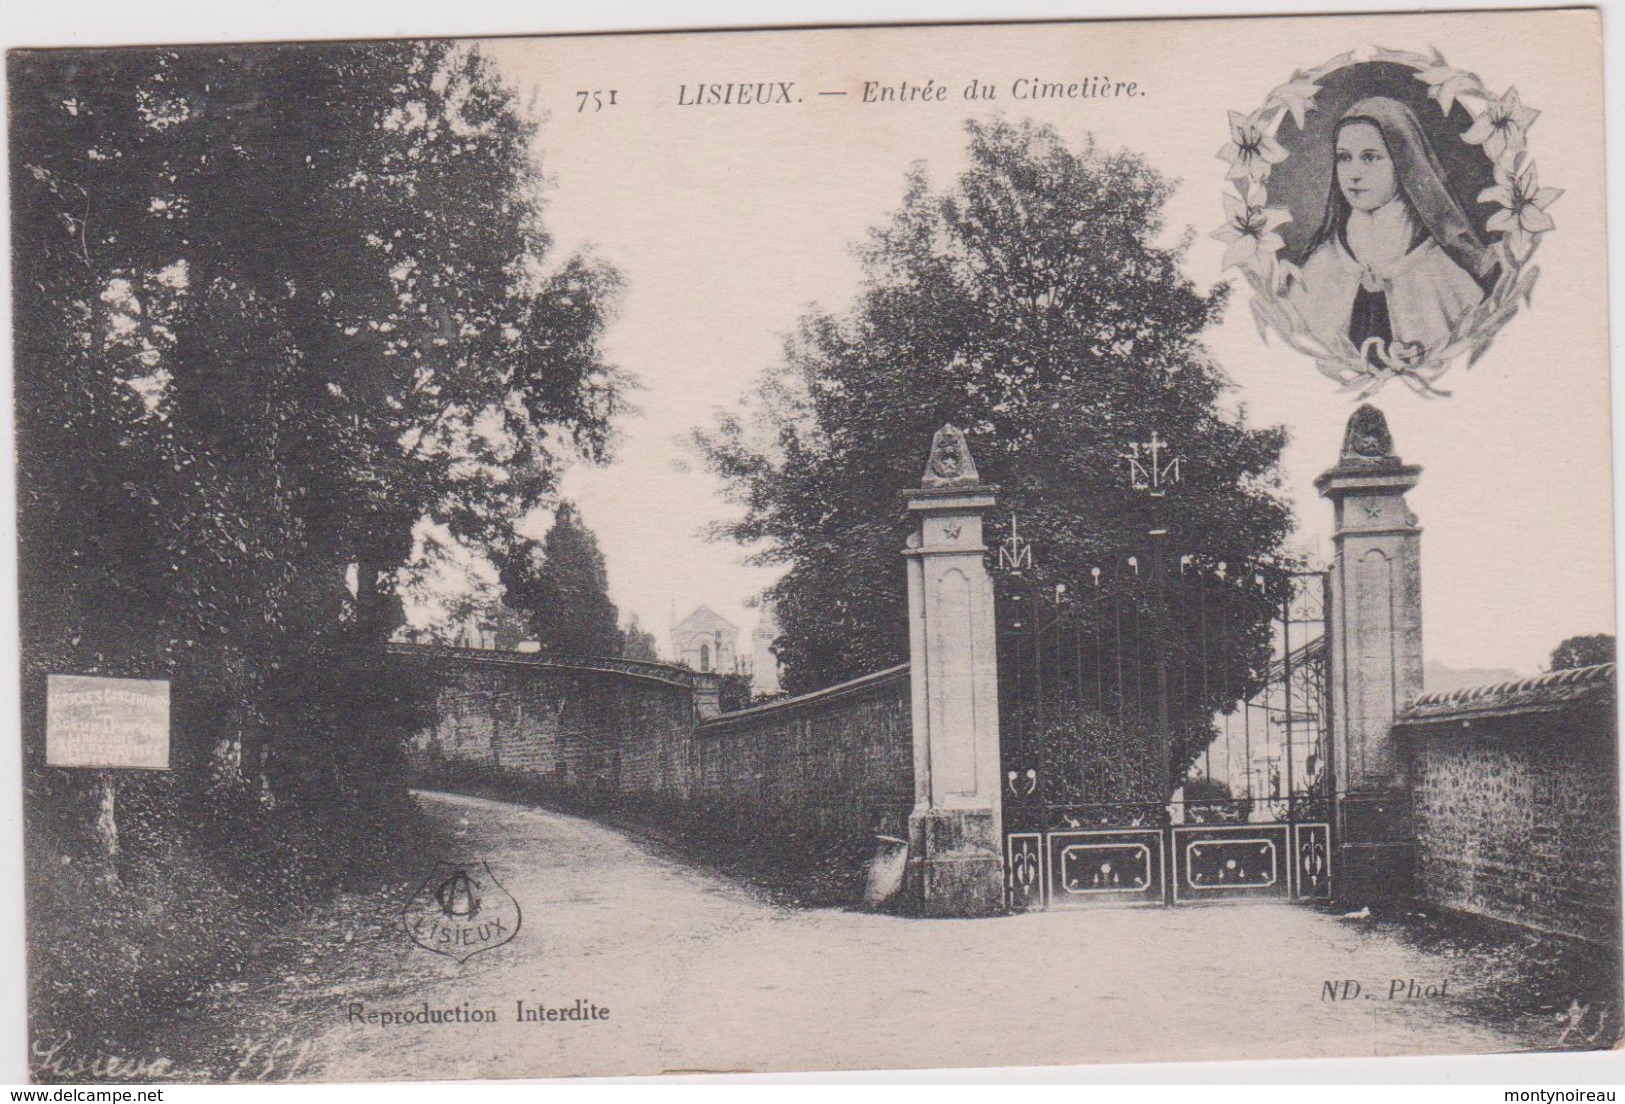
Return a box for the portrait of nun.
[1287,96,1496,363]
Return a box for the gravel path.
[202,790,1553,1081]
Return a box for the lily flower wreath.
[1212,48,1559,399]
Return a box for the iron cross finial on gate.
[998,512,1034,572]
[1125,432,1182,497]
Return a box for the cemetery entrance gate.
[995,518,1333,910]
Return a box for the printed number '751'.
[577,90,619,112]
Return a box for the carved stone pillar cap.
[920,424,981,488]
[904,424,997,509]
[1315,404,1422,496]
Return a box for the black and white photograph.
[5,5,1621,1085]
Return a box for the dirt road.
[155,790,1568,1081]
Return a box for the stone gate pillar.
[1315,405,1422,906]
[901,425,1004,917]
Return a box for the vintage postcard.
[8,6,1621,1083]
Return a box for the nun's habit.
[1288,97,1492,359]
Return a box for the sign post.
[46,674,171,885]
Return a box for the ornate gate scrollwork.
[994,433,1334,909]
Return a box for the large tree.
[697,119,1293,782]
[1550,634,1615,671]
[500,502,625,657]
[12,42,623,804]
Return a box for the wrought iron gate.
[995,516,1333,910]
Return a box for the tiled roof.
[1397,663,1615,726]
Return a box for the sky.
[475,10,1614,676]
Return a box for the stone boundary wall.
[396,644,914,858]
[1395,663,1620,947]
[686,665,914,843]
[391,644,708,789]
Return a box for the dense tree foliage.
[15,40,627,1055]
[1549,634,1616,671]
[500,502,625,657]
[697,120,1293,781]
[13,41,622,806]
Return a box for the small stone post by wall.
[901,425,1004,917]
[691,672,722,720]
[1315,404,1423,906]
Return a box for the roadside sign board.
[46,674,170,770]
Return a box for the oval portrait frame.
[1212,48,1560,398]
